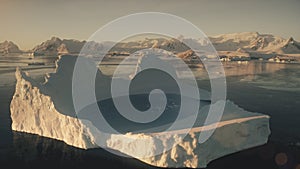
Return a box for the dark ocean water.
[0,58,300,169]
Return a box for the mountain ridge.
[210,32,300,54]
[0,41,22,55]
[2,32,300,57]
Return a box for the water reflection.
[12,132,84,162]
[192,61,288,80]
[10,132,157,169]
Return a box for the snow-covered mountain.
[31,37,116,56]
[27,32,300,58]
[112,32,300,54]
[0,41,22,55]
[30,37,198,56]
[31,37,86,56]
[110,37,190,53]
[210,32,300,54]
[112,32,300,58]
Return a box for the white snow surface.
[10,55,270,168]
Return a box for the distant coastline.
[1,32,300,63]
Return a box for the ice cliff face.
[10,68,98,149]
[10,55,270,168]
[108,112,269,168]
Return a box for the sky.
[1,0,300,50]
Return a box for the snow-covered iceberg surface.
[10,55,270,168]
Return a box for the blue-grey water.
[0,56,299,169]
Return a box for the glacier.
[10,55,270,168]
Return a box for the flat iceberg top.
[78,94,267,134]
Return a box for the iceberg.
[10,55,270,168]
